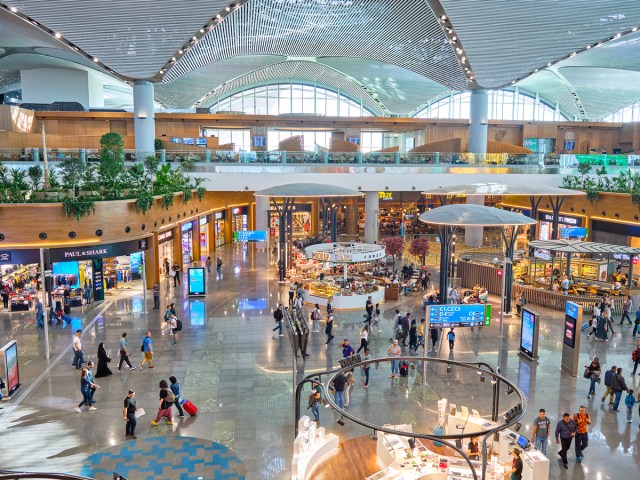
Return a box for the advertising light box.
[1,340,20,396]
[236,230,268,242]
[564,302,579,349]
[426,304,490,328]
[188,267,206,296]
[520,307,540,360]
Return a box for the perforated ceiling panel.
[155,55,284,110]
[318,58,451,115]
[167,0,467,89]
[9,0,227,78]
[559,67,640,119]
[515,70,581,120]
[198,60,387,115]
[439,0,640,88]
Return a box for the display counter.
[292,416,339,480]
[304,279,384,310]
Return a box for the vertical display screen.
[4,341,20,394]
[520,308,536,357]
[564,302,579,349]
[188,268,206,296]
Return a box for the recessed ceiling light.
[456,47,462,54]
[226,6,230,11]
[633,27,638,32]
[440,14,447,20]
[54,32,62,39]
[451,36,457,41]
[586,45,591,49]
[178,49,183,54]
[547,62,552,67]
[93,57,99,62]
[9,6,17,12]
[512,80,516,84]
[200,28,205,33]
[614,33,621,39]
[461,56,466,63]
[534,68,538,72]
[192,36,197,41]
[216,14,222,19]
[171,57,176,61]
[570,52,576,56]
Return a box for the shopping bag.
[135,408,146,418]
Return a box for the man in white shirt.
[72,330,85,369]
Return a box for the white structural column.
[20,68,104,109]
[255,195,270,232]
[465,195,485,247]
[133,80,156,158]
[364,191,380,244]
[468,89,488,155]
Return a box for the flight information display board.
[426,304,491,328]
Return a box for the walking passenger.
[554,413,576,469]
[75,368,99,412]
[150,379,174,426]
[273,304,284,337]
[123,390,138,438]
[625,389,636,423]
[357,326,369,354]
[388,339,401,378]
[361,348,371,388]
[532,409,551,455]
[585,356,601,399]
[139,331,154,369]
[169,376,185,418]
[601,365,616,404]
[573,406,591,463]
[118,332,135,371]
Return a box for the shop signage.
[560,227,588,239]
[0,251,10,262]
[181,222,193,232]
[50,239,149,262]
[138,239,148,251]
[214,211,224,220]
[232,207,246,215]
[200,216,208,226]
[236,230,267,242]
[539,213,580,226]
[378,192,393,200]
[92,258,104,302]
[0,249,39,265]
[426,304,491,328]
[158,230,173,243]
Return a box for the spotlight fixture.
[9,6,17,12]
[0,234,4,241]
[68,231,77,239]
[54,32,62,39]
[615,213,620,218]
[602,211,606,216]
[95,229,103,237]
[581,209,585,213]
[39,232,48,240]
[125,226,131,233]
[93,57,99,62]
[635,215,639,221]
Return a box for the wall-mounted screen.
[253,136,266,147]
[170,137,182,144]
[196,137,207,146]
[183,138,195,145]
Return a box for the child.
[447,328,456,350]
[169,376,185,418]
[625,389,636,424]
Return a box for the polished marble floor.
[0,243,638,479]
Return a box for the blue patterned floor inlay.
[80,436,245,480]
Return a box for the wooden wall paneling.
[330,138,359,152]
[280,135,304,151]
[486,141,531,154]
[489,124,523,146]
[410,138,462,153]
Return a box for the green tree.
[59,157,86,193]
[99,132,125,196]
[27,165,43,190]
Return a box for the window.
[414,90,567,121]
[201,129,251,151]
[211,84,374,117]
[602,102,640,122]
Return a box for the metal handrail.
[0,471,95,480]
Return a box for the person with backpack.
[601,365,617,404]
[169,376,185,418]
[585,356,601,399]
[170,315,182,345]
[273,304,284,337]
[447,328,456,350]
[625,389,636,423]
[310,304,322,332]
[139,331,154,369]
[150,379,174,426]
[307,382,323,423]
[611,367,629,412]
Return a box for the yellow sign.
[379,192,393,200]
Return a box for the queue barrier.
[512,284,623,315]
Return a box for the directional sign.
[426,304,491,328]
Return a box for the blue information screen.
[427,304,489,327]
[236,230,267,242]
[520,308,536,356]
[560,227,587,239]
[189,299,206,326]
[188,268,206,296]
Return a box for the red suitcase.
[182,399,198,416]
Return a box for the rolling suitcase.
[181,399,198,416]
[399,361,409,377]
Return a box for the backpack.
[140,337,147,352]
[164,388,176,403]
[176,319,183,332]
[625,394,635,408]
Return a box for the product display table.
[304,284,384,310]
[291,416,339,480]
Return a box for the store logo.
[64,248,108,259]
[0,251,11,262]
[138,239,148,250]
[158,231,173,241]
[181,222,193,232]
[214,211,223,219]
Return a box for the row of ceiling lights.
[511,25,640,88]
[158,2,245,77]
[2,3,120,77]
[439,14,475,85]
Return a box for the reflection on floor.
[0,243,639,480]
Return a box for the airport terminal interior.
[2,1,640,479]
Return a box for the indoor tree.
[409,237,430,266]
[98,132,126,198]
[381,236,404,273]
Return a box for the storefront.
[214,210,226,248]
[269,203,313,241]
[181,221,194,266]
[199,214,210,261]
[0,250,41,312]
[537,212,584,240]
[158,229,174,275]
[49,238,149,300]
[232,206,249,241]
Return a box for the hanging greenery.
[182,188,193,204]
[162,192,174,210]
[197,186,206,201]
[63,196,95,221]
[136,193,155,214]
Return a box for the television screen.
[347,137,360,145]
[170,137,182,144]
[253,136,265,147]
[196,137,207,146]
[183,137,195,145]
[188,267,206,296]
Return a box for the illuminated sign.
[560,227,588,239]
[236,230,267,242]
[158,230,173,243]
[214,211,224,219]
[378,192,393,200]
[426,304,491,328]
[200,216,208,226]
[564,302,579,349]
[181,222,193,232]
[540,213,580,226]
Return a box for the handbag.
[583,368,591,379]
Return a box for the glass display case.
[308,282,340,299]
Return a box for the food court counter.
[304,280,384,310]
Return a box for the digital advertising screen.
[238,298,269,311]
[236,230,268,242]
[564,302,579,349]
[183,137,195,145]
[560,227,588,239]
[170,137,182,144]
[195,137,207,146]
[189,299,206,326]
[3,340,20,395]
[520,308,536,357]
[188,268,206,296]
[253,135,266,147]
[427,304,489,328]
